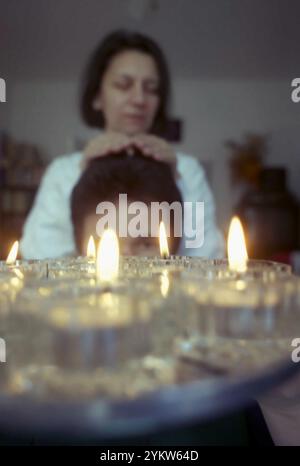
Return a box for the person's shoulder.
[175,151,206,178]
[47,152,82,172]
[43,151,83,184]
[36,152,83,196]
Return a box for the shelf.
[0,185,39,192]
[0,185,38,259]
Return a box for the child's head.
[71,149,182,256]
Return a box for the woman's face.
[93,50,161,136]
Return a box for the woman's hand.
[132,134,175,164]
[132,134,178,177]
[81,132,132,169]
[82,132,178,178]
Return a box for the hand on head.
[82,132,178,178]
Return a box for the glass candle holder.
[119,255,210,278]
[176,275,300,375]
[0,270,25,392]
[0,270,24,307]
[0,272,22,346]
[5,275,179,400]
[0,259,48,281]
[2,254,297,401]
[183,258,292,281]
[46,256,96,279]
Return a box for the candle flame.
[159,222,169,259]
[160,270,170,297]
[227,217,248,272]
[6,241,19,265]
[96,229,119,281]
[86,235,96,259]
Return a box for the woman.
[20,30,224,259]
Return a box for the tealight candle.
[227,216,248,273]
[6,272,167,400]
[6,241,19,266]
[119,222,189,284]
[86,235,96,260]
[164,216,296,374]
[176,275,300,374]
[46,236,97,279]
[3,215,299,404]
[96,229,119,283]
[0,241,47,280]
[181,216,291,281]
[0,269,24,326]
[225,216,291,280]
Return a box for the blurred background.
[1,0,300,262]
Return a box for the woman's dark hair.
[71,149,182,254]
[80,30,171,136]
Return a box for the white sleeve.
[177,155,225,259]
[20,158,77,260]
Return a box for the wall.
[2,0,300,232]
[6,77,300,230]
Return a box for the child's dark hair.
[71,149,182,254]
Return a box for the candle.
[0,241,47,281]
[6,267,161,400]
[0,269,24,311]
[157,221,170,297]
[176,273,300,376]
[6,241,19,265]
[86,235,96,260]
[86,235,96,275]
[160,270,170,298]
[46,237,97,279]
[175,216,296,375]
[2,212,299,404]
[96,229,119,283]
[181,217,291,281]
[119,221,188,282]
[227,216,248,273]
[159,222,170,259]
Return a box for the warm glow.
[159,222,170,259]
[227,217,248,272]
[6,241,19,265]
[160,270,170,298]
[86,235,96,259]
[96,229,119,282]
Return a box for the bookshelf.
[0,132,45,260]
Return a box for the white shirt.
[20,151,224,260]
